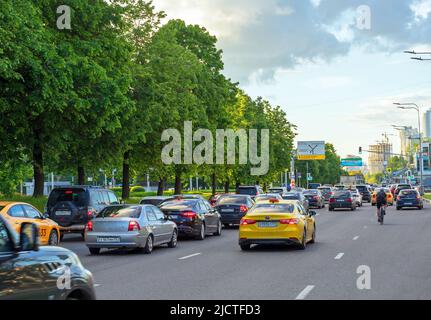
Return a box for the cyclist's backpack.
[377,191,386,203]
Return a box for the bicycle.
[377,205,386,225]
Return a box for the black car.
[356,185,372,203]
[159,198,222,240]
[303,190,325,209]
[140,196,175,207]
[46,186,120,239]
[281,191,310,212]
[329,191,357,211]
[394,184,413,199]
[396,189,424,210]
[236,186,264,200]
[0,217,95,300]
[214,195,254,227]
[317,186,333,203]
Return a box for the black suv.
[236,185,264,200]
[0,217,95,300]
[46,186,119,239]
[356,185,371,203]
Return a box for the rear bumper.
[239,238,300,246]
[397,201,421,208]
[59,224,86,233]
[85,232,146,248]
[177,223,201,236]
[220,216,243,225]
[329,203,354,209]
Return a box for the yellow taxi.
[0,201,61,245]
[371,188,394,206]
[239,199,316,251]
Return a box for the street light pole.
[394,103,424,192]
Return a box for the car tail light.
[329,198,335,203]
[346,198,353,203]
[128,221,141,231]
[280,218,299,225]
[86,221,93,232]
[239,205,248,213]
[181,211,197,218]
[240,219,256,225]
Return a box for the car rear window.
[97,206,141,218]
[334,191,351,198]
[400,190,417,196]
[238,187,257,195]
[48,189,88,207]
[269,189,283,193]
[160,200,197,209]
[217,196,247,205]
[140,199,165,206]
[249,204,295,214]
[282,193,299,199]
[356,186,368,192]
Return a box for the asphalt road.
[60,202,431,300]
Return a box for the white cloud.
[410,0,431,22]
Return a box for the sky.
[152,0,431,159]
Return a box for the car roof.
[141,196,172,200]
[0,201,31,206]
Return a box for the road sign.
[341,157,363,167]
[297,141,326,160]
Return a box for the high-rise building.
[398,126,419,162]
[423,109,431,139]
[368,142,393,175]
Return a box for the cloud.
[153,0,431,83]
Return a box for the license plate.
[55,210,71,216]
[337,199,344,202]
[97,237,120,243]
[258,222,278,228]
[222,209,235,213]
[404,202,412,205]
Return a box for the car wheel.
[223,223,230,228]
[81,231,85,239]
[48,230,59,246]
[309,225,316,244]
[89,248,100,255]
[167,230,178,248]
[196,223,206,240]
[213,220,222,236]
[143,235,153,254]
[396,207,401,210]
[240,243,251,251]
[298,230,307,250]
[329,207,333,212]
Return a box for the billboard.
[341,157,363,167]
[297,141,326,160]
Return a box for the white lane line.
[178,253,202,260]
[353,236,360,241]
[94,284,102,288]
[295,285,315,300]
[364,226,368,229]
[334,253,345,260]
[316,214,320,216]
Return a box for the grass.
[424,194,431,201]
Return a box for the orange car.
[371,188,394,206]
[0,201,61,245]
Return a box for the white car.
[349,188,363,207]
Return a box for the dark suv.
[0,217,95,300]
[236,186,264,200]
[356,185,371,203]
[47,186,119,239]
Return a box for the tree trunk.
[77,166,85,185]
[122,151,130,200]
[235,181,240,192]
[174,172,182,195]
[157,177,165,196]
[224,179,230,193]
[32,127,44,197]
[211,172,216,196]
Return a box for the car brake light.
[346,198,352,203]
[65,190,73,194]
[181,211,197,218]
[329,198,335,203]
[128,221,140,231]
[239,205,248,213]
[86,221,93,232]
[240,219,256,225]
[280,218,299,225]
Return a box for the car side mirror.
[19,222,39,252]
[309,211,317,217]
[43,213,49,219]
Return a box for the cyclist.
[376,188,387,224]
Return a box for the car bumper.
[329,203,354,209]
[85,232,147,248]
[177,223,201,236]
[239,238,300,246]
[397,201,421,207]
[220,215,243,225]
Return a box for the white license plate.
[337,199,345,202]
[97,237,120,243]
[222,209,235,213]
[404,202,412,205]
[55,210,71,216]
[258,222,278,228]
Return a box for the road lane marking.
[94,284,102,288]
[364,226,368,229]
[353,236,360,241]
[334,253,344,260]
[178,253,202,260]
[295,285,315,300]
[316,214,320,216]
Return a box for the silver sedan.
[85,204,178,255]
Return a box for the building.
[368,142,393,175]
[398,126,419,164]
[423,109,431,139]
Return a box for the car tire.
[240,243,251,251]
[167,230,178,248]
[89,248,101,255]
[213,220,222,236]
[143,235,153,254]
[196,223,206,240]
[309,225,316,244]
[298,230,307,250]
[396,207,401,210]
[223,223,230,228]
[81,231,85,240]
[329,207,334,212]
[60,232,64,242]
[48,230,59,246]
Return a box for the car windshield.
[140,198,168,206]
[249,204,295,214]
[97,206,141,218]
[238,187,257,195]
[217,196,247,205]
[160,200,198,209]
[48,188,87,207]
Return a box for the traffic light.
[359,147,362,154]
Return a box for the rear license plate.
[404,202,412,205]
[337,199,344,202]
[55,210,71,216]
[222,209,235,213]
[97,237,120,243]
[258,222,278,228]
